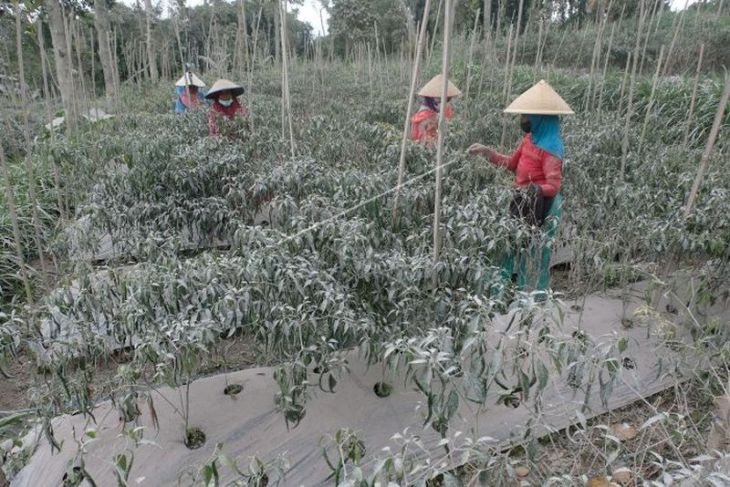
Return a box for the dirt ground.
[0,335,261,413]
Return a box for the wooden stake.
[683,76,730,218]
[392,0,433,227]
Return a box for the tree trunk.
[144,0,158,82]
[93,0,117,106]
[46,0,76,128]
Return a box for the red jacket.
[208,100,248,137]
[410,104,453,146]
[489,135,562,197]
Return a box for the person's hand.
[467,143,494,159]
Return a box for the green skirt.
[497,193,563,297]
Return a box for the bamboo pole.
[392,0,433,227]
[617,52,631,115]
[432,0,453,277]
[661,1,688,77]
[499,23,514,147]
[638,45,665,154]
[15,0,49,283]
[620,0,647,179]
[248,5,263,132]
[683,76,730,218]
[682,44,704,149]
[585,0,613,112]
[596,22,616,116]
[501,24,513,102]
[63,10,81,128]
[280,0,295,157]
[37,20,67,220]
[638,0,660,76]
[428,0,443,65]
[0,143,33,304]
[464,9,480,100]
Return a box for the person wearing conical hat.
[175,72,207,113]
[467,79,574,298]
[205,79,248,138]
[410,75,462,147]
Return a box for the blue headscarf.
[174,85,209,113]
[528,114,564,160]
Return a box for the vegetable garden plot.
[14,281,729,487]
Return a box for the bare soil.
[0,335,261,413]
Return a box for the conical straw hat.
[418,74,462,98]
[175,72,206,87]
[204,79,245,99]
[504,79,574,115]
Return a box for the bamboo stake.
[499,23,514,147]
[15,0,49,283]
[620,0,647,179]
[533,16,543,80]
[682,44,704,149]
[433,0,453,276]
[501,24,513,102]
[585,0,613,112]
[0,143,33,304]
[638,0,660,75]
[507,0,524,93]
[683,76,730,218]
[74,20,88,114]
[464,9,480,100]
[617,52,631,115]
[478,25,494,97]
[638,45,665,154]
[248,4,263,132]
[280,0,295,157]
[596,22,616,115]
[37,16,66,220]
[64,10,81,128]
[392,0,432,227]
[662,1,688,77]
[428,0,443,65]
[242,0,249,73]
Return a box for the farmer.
[411,75,462,147]
[205,79,248,138]
[174,72,207,113]
[467,79,574,299]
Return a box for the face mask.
[219,99,233,107]
[520,119,532,133]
